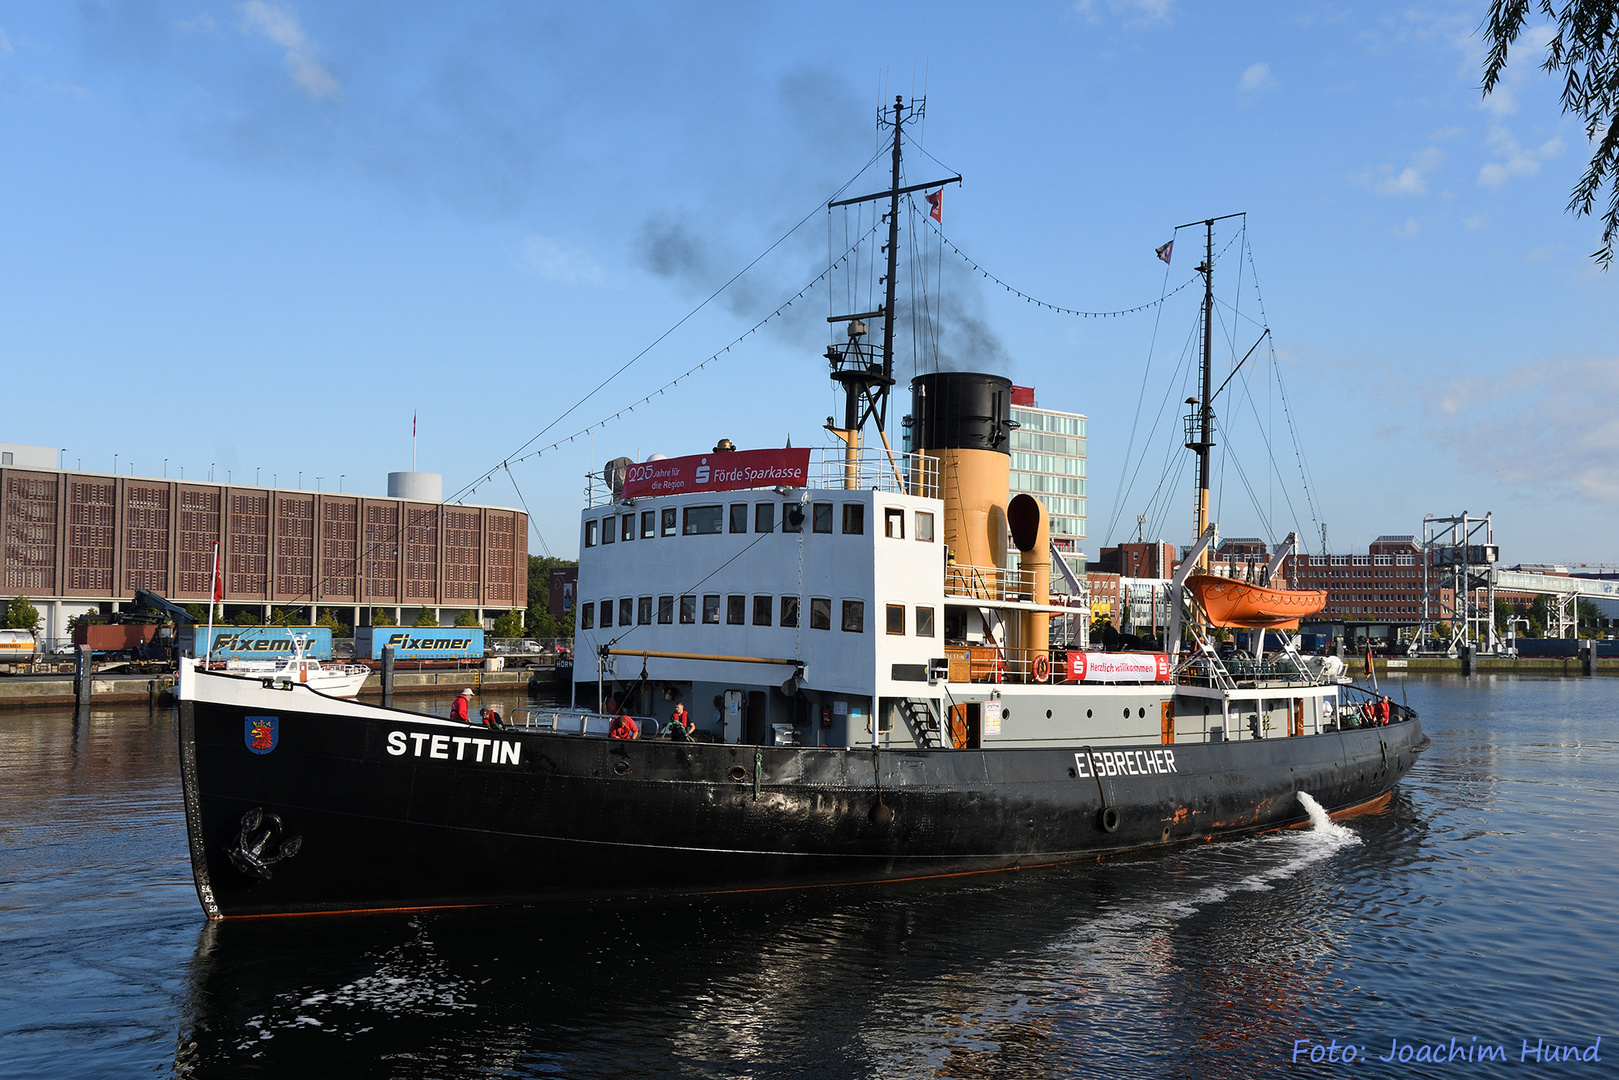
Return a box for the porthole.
[729,766,747,782]
[1086,709,1093,718]
[1138,707,1146,719]
[1122,707,1129,718]
[1003,710,1011,720]
[1046,709,1053,719]
[613,760,630,776]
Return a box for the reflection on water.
[2,676,1617,1078]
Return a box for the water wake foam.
[1296,790,1354,840]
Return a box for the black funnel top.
[910,372,1013,455]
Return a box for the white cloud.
[1364,146,1444,197]
[1478,125,1563,188]
[0,27,12,58]
[1073,0,1173,25]
[238,1,340,101]
[1238,62,1275,93]
[514,234,605,286]
[1428,357,1619,502]
[1391,218,1420,238]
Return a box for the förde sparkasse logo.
[694,458,710,485]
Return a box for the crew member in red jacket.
[609,713,639,740]
[452,687,474,722]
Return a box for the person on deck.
[671,701,693,736]
[452,688,474,723]
[1378,695,1392,725]
[609,713,639,740]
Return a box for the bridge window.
[727,595,745,625]
[702,595,720,624]
[658,596,674,625]
[884,507,904,539]
[916,605,935,637]
[601,517,615,544]
[782,503,803,532]
[637,597,652,625]
[755,502,775,533]
[641,511,656,539]
[618,598,633,626]
[621,514,635,542]
[584,520,597,547]
[886,604,905,635]
[842,504,865,535]
[753,595,772,625]
[580,602,595,629]
[780,596,799,628]
[813,503,833,533]
[842,600,865,633]
[599,599,613,627]
[679,595,696,625]
[916,511,935,542]
[729,503,748,534]
[661,508,677,537]
[809,597,831,630]
[684,506,723,535]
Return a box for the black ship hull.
[178,687,1428,918]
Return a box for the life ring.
[1096,805,1120,834]
[1032,654,1050,683]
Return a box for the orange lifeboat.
[1185,573,1327,630]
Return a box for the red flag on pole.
[1155,239,1174,264]
[925,189,942,222]
[213,544,223,601]
[413,411,417,438]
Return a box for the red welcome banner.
[1066,652,1171,683]
[620,448,811,498]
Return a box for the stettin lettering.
[386,728,521,766]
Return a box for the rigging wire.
[454,221,883,502]
[913,207,1206,318]
[1101,255,1177,547]
[503,463,549,558]
[1106,314,1199,546]
[449,149,887,505]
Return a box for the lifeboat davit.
[1185,573,1328,630]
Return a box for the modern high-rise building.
[1008,385,1087,587]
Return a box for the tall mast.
[1176,211,1243,569]
[1194,219,1214,570]
[879,97,904,399]
[826,96,960,488]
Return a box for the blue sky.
[2,1,1614,566]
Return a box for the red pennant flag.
[925,189,942,222]
[1155,239,1173,264]
[413,411,417,437]
[212,543,223,601]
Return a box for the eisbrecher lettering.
[387,729,521,765]
[1073,748,1176,780]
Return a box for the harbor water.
[1,677,1613,1078]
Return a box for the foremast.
[825,96,959,490]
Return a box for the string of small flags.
[459,222,884,501]
[909,194,1241,319]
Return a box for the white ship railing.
[810,448,938,496]
[945,563,1037,602]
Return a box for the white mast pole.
[205,541,218,667]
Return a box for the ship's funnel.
[910,373,1012,594]
[1008,493,1051,669]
